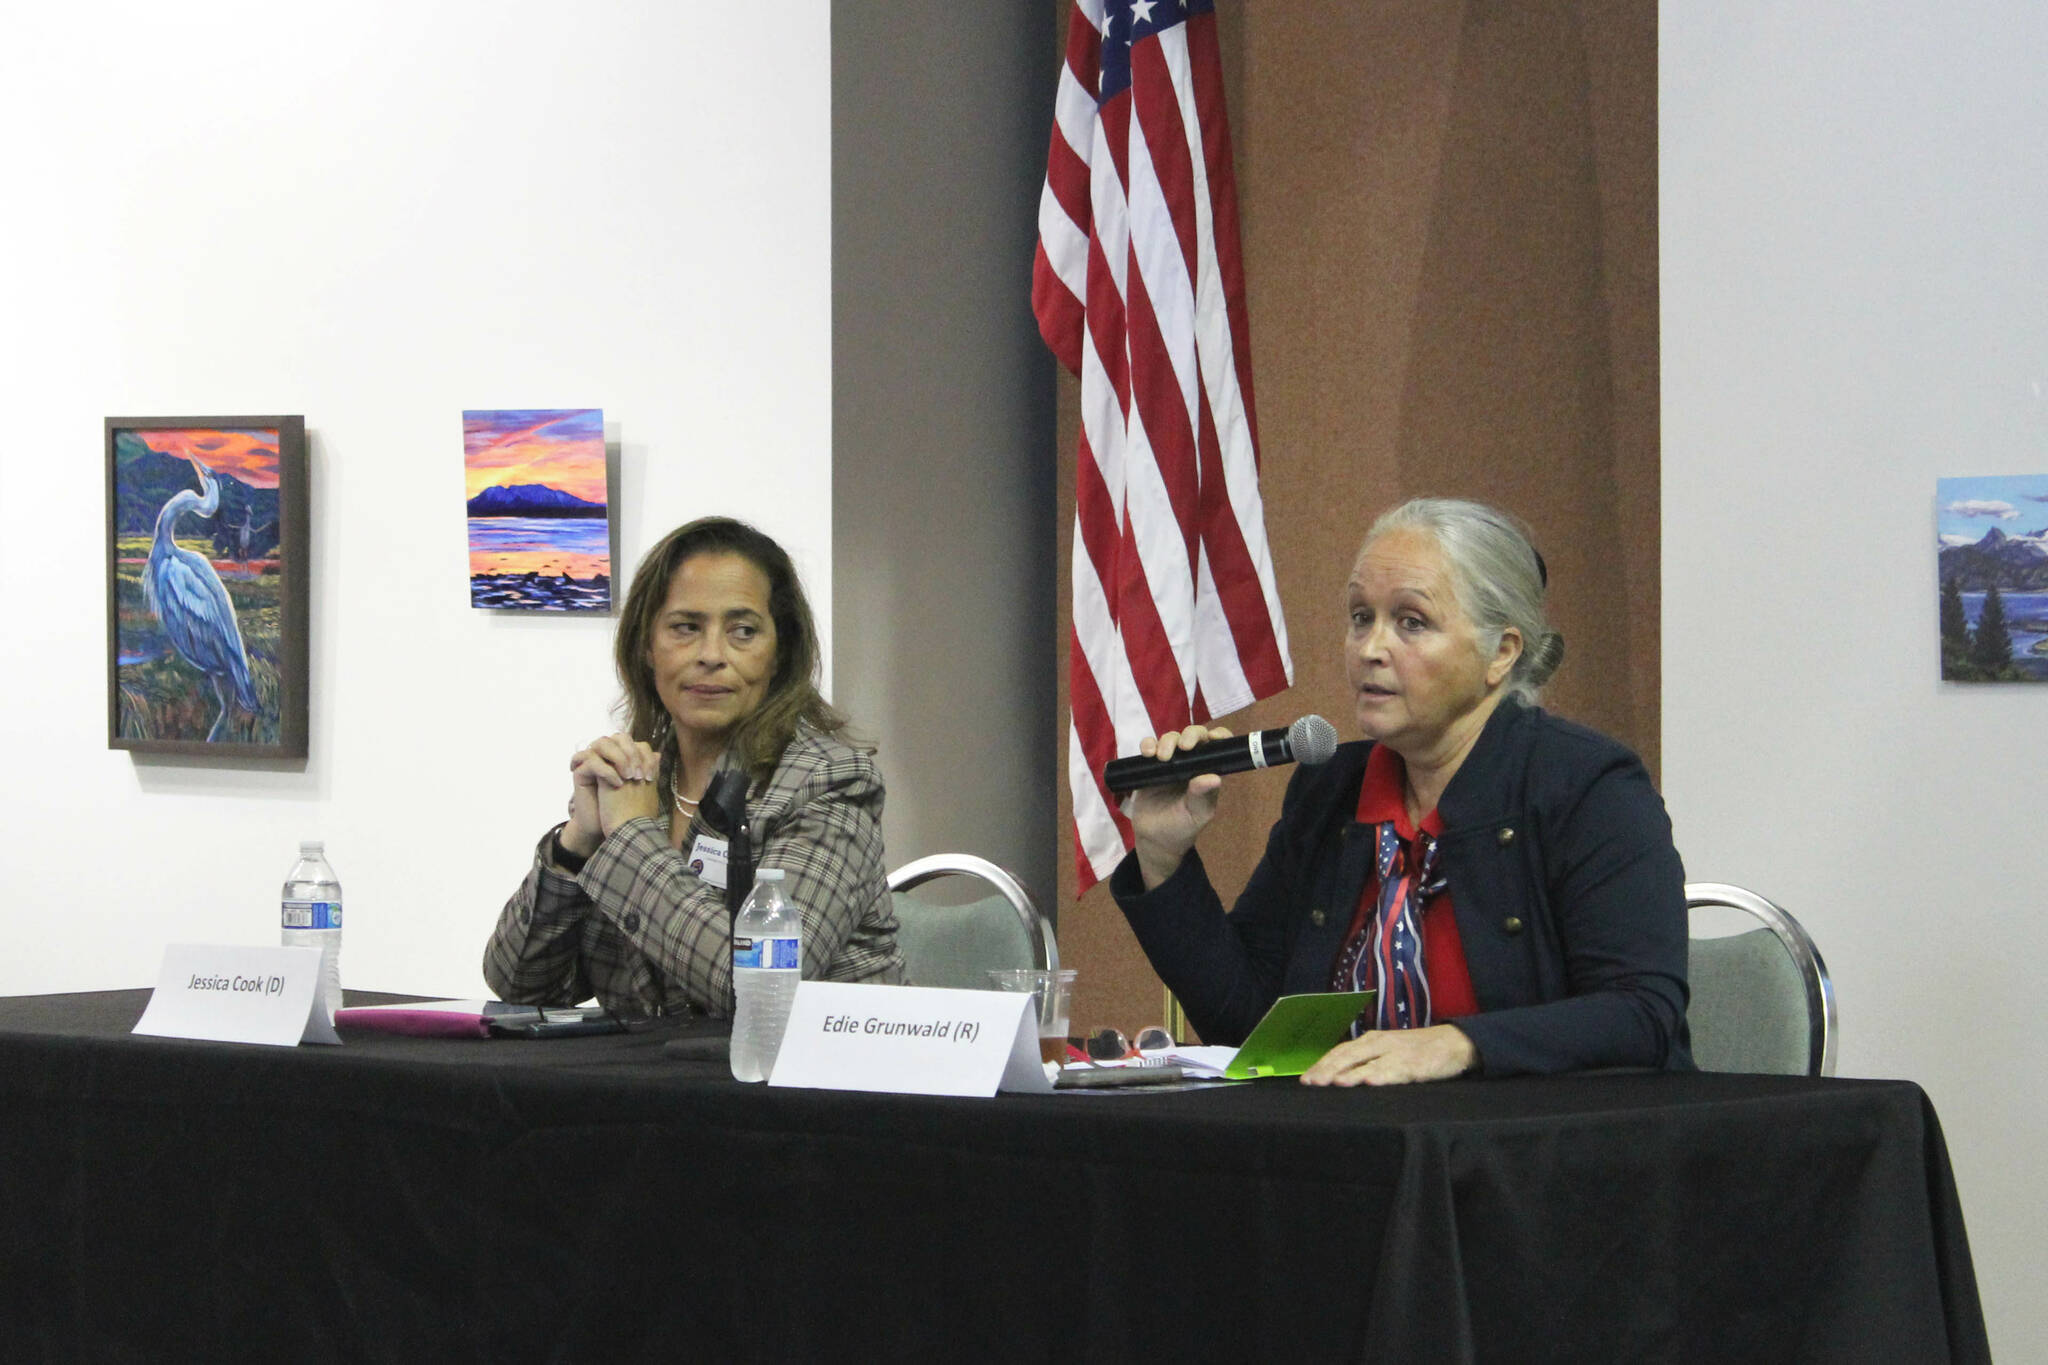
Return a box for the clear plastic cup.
[986,968,1077,1064]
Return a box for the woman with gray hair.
[1114,497,1691,1085]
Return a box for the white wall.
[0,3,831,998]
[1662,3,2046,1354]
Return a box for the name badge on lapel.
[687,833,730,890]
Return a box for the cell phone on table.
[1054,1064,1186,1089]
[486,1006,627,1039]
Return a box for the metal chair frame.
[1685,881,1838,1077]
[886,853,1059,976]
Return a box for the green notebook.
[1224,991,1376,1079]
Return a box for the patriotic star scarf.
[1333,822,1450,1035]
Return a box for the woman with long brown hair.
[485,517,902,1016]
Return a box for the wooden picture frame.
[105,415,309,758]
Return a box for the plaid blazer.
[484,728,903,1018]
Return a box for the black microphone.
[1103,715,1339,794]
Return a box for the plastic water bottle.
[730,869,802,1082]
[282,840,343,1019]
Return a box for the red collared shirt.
[1328,744,1479,1019]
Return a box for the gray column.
[831,3,1060,909]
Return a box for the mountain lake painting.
[464,409,612,611]
[1937,474,2048,682]
[107,417,308,757]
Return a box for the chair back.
[1685,882,1837,1077]
[886,854,1057,990]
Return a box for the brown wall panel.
[1055,1,1660,1040]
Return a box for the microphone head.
[1288,714,1339,767]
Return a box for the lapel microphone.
[700,769,754,925]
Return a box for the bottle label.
[283,900,342,931]
[731,935,799,970]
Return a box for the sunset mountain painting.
[464,408,612,612]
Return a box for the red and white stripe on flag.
[1034,0,1292,892]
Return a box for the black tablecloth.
[0,990,1987,1363]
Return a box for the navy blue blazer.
[1111,698,1694,1076]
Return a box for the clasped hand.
[559,731,663,858]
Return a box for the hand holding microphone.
[1105,716,1338,794]
[1116,716,1337,890]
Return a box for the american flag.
[1034,0,1292,890]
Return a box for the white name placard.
[767,982,1052,1097]
[132,943,342,1047]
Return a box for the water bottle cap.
[300,840,324,856]
[755,869,785,883]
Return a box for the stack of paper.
[1148,1045,1238,1079]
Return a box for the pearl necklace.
[670,766,701,814]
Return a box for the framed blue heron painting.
[106,416,309,757]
